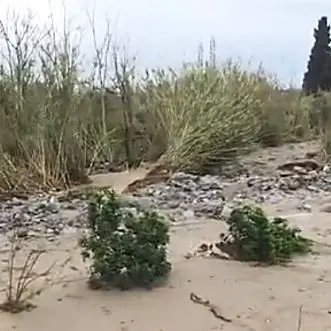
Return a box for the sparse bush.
[224,205,312,264]
[0,232,55,313]
[0,10,119,193]
[80,189,171,290]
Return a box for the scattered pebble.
[0,157,331,241]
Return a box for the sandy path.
[1,167,331,330]
[88,168,150,193]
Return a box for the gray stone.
[182,209,195,220]
[298,203,312,212]
[1,160,331,240]
[220,204,234,219]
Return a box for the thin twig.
[189,292,232,323]
[297,305,303,331]
[0,231,68,313]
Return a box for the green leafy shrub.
[226,205,312,264]
[80,189,171,290]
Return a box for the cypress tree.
[302,16,331,94]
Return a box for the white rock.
[182,209,195,220]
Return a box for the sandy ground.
[1,156,331,330]
[83,168,151,192]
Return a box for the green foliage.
[80,189,171,290]
[227,205,312,264]
[302,16,331,94]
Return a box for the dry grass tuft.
[0,233,53,313]
[0,230,72,314]
[141,63,273,172]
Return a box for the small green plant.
[80,189,171,290]
[226,205,312,264]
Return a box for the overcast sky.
[0,0,331,86]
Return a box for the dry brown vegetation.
[0,9,329,196]
[0,229,72,313]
